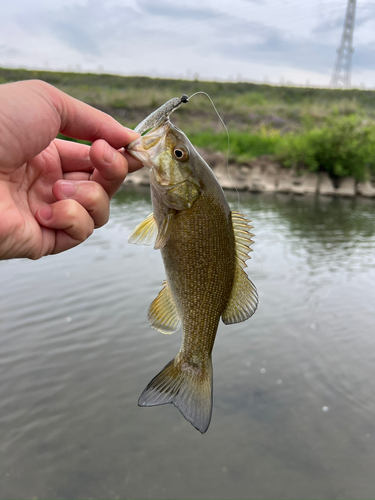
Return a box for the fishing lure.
[134,94,189,135]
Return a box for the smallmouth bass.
[127,102,258,433]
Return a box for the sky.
[1,0,375,88]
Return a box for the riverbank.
[3,68,375,188]
[125,150,375,198]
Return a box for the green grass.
[2,66,375,179]
[189,130,281,161]
[57,133,92,146]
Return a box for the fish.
[126,102,258,433]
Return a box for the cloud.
[48,20,100,56]
[13,1,143,56]
[0,44,21,57]
[353,43,375,70]
[216,32,335,74]
[36,0,374,77]
[13,2,101,55]
[313,1,375,36]
[312,16,345,35]
[137,0,219,20]
[355,2,375,27]
[1,0,375,86]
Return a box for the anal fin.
[148,281,181,334]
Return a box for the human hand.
[0,80,141,260]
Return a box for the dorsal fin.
[222,211,258,324]
[148,281,181,334]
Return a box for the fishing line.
[187,91,240,211]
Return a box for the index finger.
[0,80,140,171]
[47,84,140,148]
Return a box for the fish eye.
[173,146,189,162]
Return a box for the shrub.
[276,116,375,181]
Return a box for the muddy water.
[1,187,375,499]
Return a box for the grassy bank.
[2,67,375,180]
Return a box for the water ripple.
[1,190,375,499]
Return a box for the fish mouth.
[127,121,171,168]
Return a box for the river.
[1,187,375,499]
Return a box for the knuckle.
[60,198,97,241]
[64,199,80,220]
[89,183,104,206]
[78,182,106,211]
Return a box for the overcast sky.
[1,0,374,88]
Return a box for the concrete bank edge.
[124,150,375,198]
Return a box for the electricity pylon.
[330,0,356,88]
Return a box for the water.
[1,187,375,499]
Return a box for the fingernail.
[60,181,76,197]
[103,143,116,164]
[126,129,141,142]
[39,206,53,221]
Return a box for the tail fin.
[138,355,213,434]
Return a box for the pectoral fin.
[128,213,158,246]
[154,210,175,250]
[148,281,181,334]
[222,211,258,324]
[128,210,175,249]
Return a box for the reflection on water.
[1,187,375,499]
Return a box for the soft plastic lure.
[134,94,189,135]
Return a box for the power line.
[330,0,356,88]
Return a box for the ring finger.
[52,179,110,228]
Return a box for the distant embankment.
[126,150,375,198]
[2,67,375,192]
